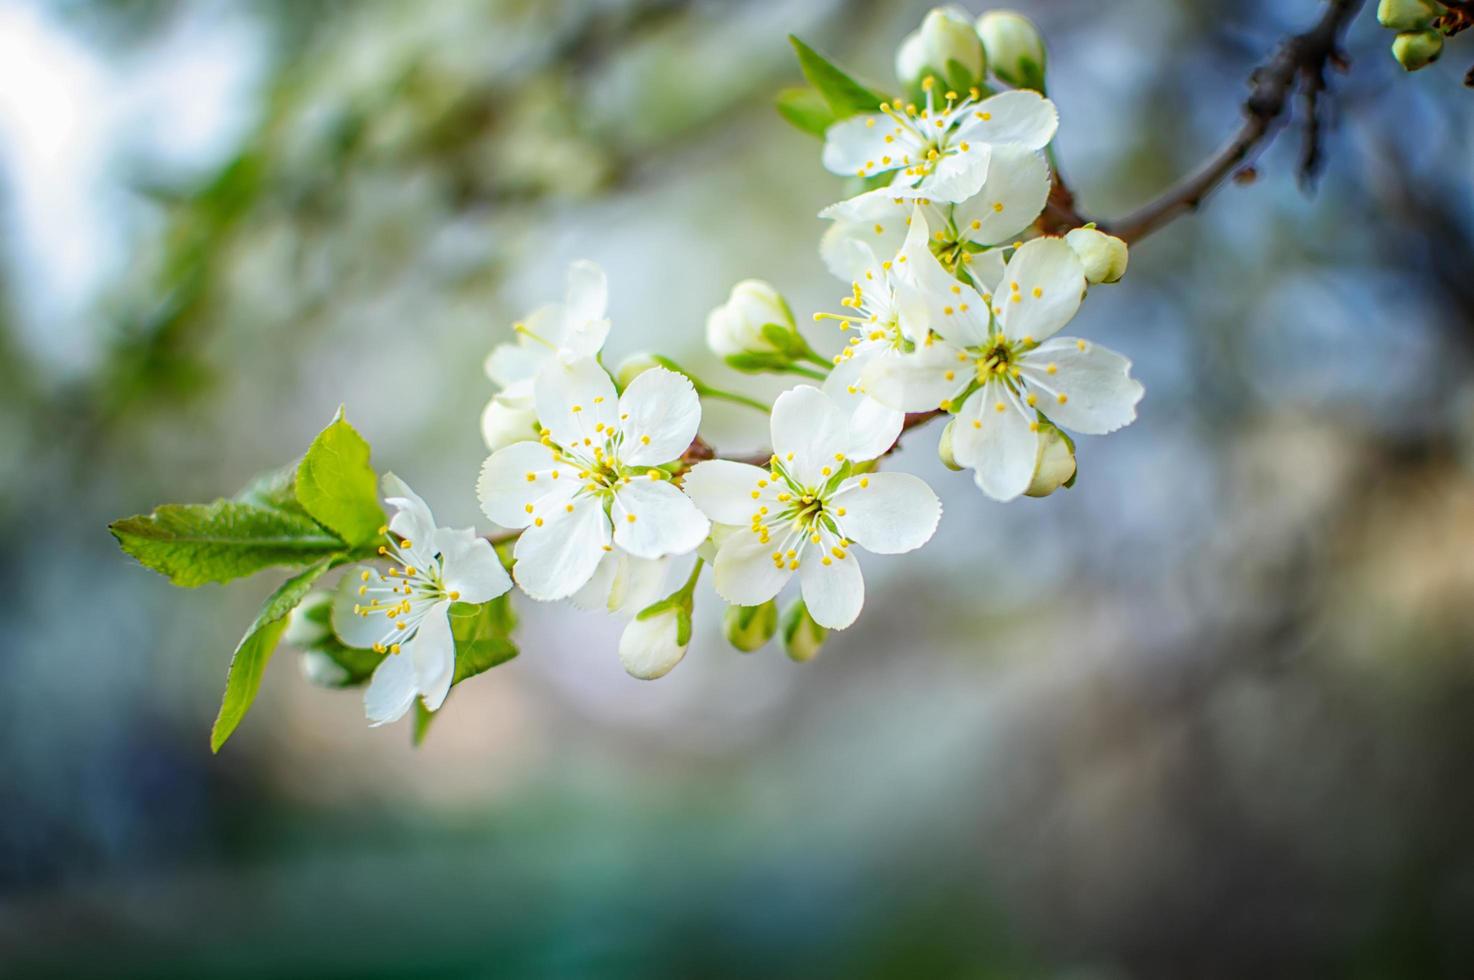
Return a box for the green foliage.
[110,499,345,587]
[294,408,385,547]
[234,462,309,516]
[788,36,890,119]
[211,556,338,752]
[775,86,836,138]
[449,597,519,686]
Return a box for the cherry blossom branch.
[1107,0,1366,244]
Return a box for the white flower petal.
[821,114,893,177]
[483,340,546,388]
[617,367,701,466]
[618,610,687,680]
[612,479,710,559]
[950,382,1037,501]
[713,529,792,606]
[333,571,392,649]
[957,90,1059,151]
[822,357,904,461]
[897,212,991,349]
[997,237,1086,343]
[964,248,1008,296]
[859,342,968,413]
[607,553,668,614]
[434,528,511,604]
[1020,338,1144,434]
[364,647,418,726]
[771,385,849,485]
[912,141,991,203]
[411,600,455,712]
[682,460,773,525]
[954,145,1050,245]
[477,441,574,529]
[569,551,619,612]
[799,548,864,630]
[831,472,941,554]
[533,356,619,449]
[512,498,611,601]
[563,260,608,330]
[480,394,539,452]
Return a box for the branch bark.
[1107,0,1365,244]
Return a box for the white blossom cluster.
[330,7,1146,726]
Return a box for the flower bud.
[976,10,1048,91]
[480,393,539,452]
[615,352,662,388]
[913,7,986,88]
[1378,0,1445,31]
[619,605,690,680]
[284,590,333,648]
[895,30,928,87]
[782,599,828,663]
[706,279,799,359]
[723,600,779,653]
[1024,423,1076,498]
[1065,226,1129,285]
[299,650,350,688]
[937,418,964,471]
[1392,29,1444,70]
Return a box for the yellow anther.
[449,591,461,600]
[1032,287,1043,298]
[524,503,534,513]
[789,560,800,571]
[572,404,582,413]
[995,402,1005,413]
[1046,363,1058,375]
[534,518,544,527]
[361,569,371,581]
[1026,393,1038,407]
[859,478,870,488]
[1077,339,1088,351]
[1057,393,1069,404]
[525,472,536,482]
[626,513,637,522]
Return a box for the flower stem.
[698,386,771,413]
[780,364,828,381]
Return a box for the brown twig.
[1107,0,1365,244]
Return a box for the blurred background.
[4,0,1474,976]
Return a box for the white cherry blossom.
[331,475,512,726]
[821,82,1057,205]
[865,212,1143,501]
[481,260,610,450]
[477,361,710,601]
[683,386,941,630]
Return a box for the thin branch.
[1108,0,1365,244]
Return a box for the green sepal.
[294,407,385,548]
[210,555,340,752]
[943,58,978,96]
[412,700,436,747]
[724,351,793,374]
[788,35,891,119]
[775,85,836,138]
[759,322,810,359]
[110,499,346,588]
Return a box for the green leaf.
[110,500,346,587]
[412,700,436,747]
[305,634,385,687]
[234,462,308,517]
[295,408,385,547]
[788,35,891,119]
[449,596,518,686]
[211,556,338,752]
[775,85,836,137]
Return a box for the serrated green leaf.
[789,35,890,119]
[449,596,518,686]
[110,500,346,587]
[234,461,308,516]
[775,85,836,137]
[295,409,385,547]
[211,556,338,752]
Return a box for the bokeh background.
[4,0,1474,976]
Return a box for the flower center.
[352,530,451,654]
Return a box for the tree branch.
[1107,0,1365,244]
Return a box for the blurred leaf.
[235,461,308,516]
[211,556,338,752]
[789,35,890,119]
[110,500,345,587]
[775,86,836,137]
[449,596,519,686]
[295,408,385,547]
[306,634,386,688]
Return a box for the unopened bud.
[299,650,351,687]
[1024,423,1076,498]
[895,31,928,87]
[782,599,828,663]
[284,590,333,648]
[706,279,800,359]
[1378,0,1445,31]
[914,7,986,88]
[937,418,964,470]
[1065,226,1129,285]
[1392,29,1444,71]
[480,393,539,452]
[976,10,1048,91]
[615,352,662,388]
[619,604,690,680]
[723,600,779,653]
